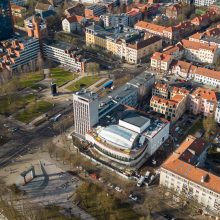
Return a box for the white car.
[115,186,122,192]
[129,194,138,201]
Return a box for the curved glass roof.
[98,125,138,149]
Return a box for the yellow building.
[85,24,162,64]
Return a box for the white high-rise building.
[73,91,99,136]
[194,0,216,6]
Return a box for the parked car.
[115,186,122,192]
[129,194,138,201]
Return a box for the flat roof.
[121,111,150,128]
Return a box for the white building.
[192,67,220,88]
[179,39,218,64]
[215,101,220,123]
[73,91,99,136]
[43,41,89,73]
[194,0,216,6]
[85,110,170,167]
[62,15,87,33]
[151,52,173,72]
[160,135,220,215]
[100,13,129,27]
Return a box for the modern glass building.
[0,0,14,40]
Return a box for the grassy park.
[50,68,77,86]
[15,100,53,123]
[0,94,36,115]
[66,76,100,92]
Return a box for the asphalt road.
[0,105,73,169]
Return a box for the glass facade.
[0,0,14,40]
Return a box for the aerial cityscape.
[0,0,220,219]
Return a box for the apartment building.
[0,37,40,72]
[165,3,183,18]
[62,15,87,33]
[84,4,106,19]
[171,60,197,79]
[189,87,217,116]
[179,39,218,64]
[135,21,183,44]
[64,4,85,17]
[163,44,184,60]
[126,8,142,27]
[11,4,26,17]
[100,13,129,27]
[150,84,189,121]
[85,24,162,64]
[43,41,90,73]
[150,94,187,122]
[215,101,220,123]
[10,0,27,6]
[194,0,217,6]
[35,2,55,19]
[189,27,220,54]
[160,135,220,215]
[151,52,173,72]
[192,67,220,88]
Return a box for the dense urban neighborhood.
[0,0,220,219]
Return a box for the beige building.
[151,52,173,72]
[160,136,220,215]
[86,24,162,64]
[150,84,189,121]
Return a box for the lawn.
[50,68,77,86]
[15,100,53,123]
[1,72,44,92]
[0,94,36,115]
[66,76,100,92]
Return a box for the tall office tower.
[73,91,99,137]
[0,0,14,40]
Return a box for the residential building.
[126,8,142,27]
[11,4,26,17]
[85,108,170,167]
[150,94,188,122]
[73,91,99,136]
[85,24,162,64]
[0,37,40,72]
[134,21,180,43]
[35,2,55,19]
[62,15,87,33]
[192,67,220,88]
[10,0,27,6]
[43,41,91,73]
[152,83,169,99]
[165,3,183,18]
[163,44,184,60]
[189,27,220,54]
[160,135,220,215]
[84,4,107,19]
[64,4,85,17]
[179,39,218,64]
[191,12,215,27]
[171,60,197,79]
[0,0,14,40]
[100,13,129,27]
[215,101,220,123]
[151,52,173,72]
[209,1,220,14]
[189,87,217,116]
[194,0,217,6]
[25,16,47,39]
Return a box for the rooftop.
[194,67,220,81]
[191,87,217,101]
[151,52,172,62]
[162,136,220,194]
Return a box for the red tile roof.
[151,52,172,62]
[191,87,217,102]
[194,67,220,81]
